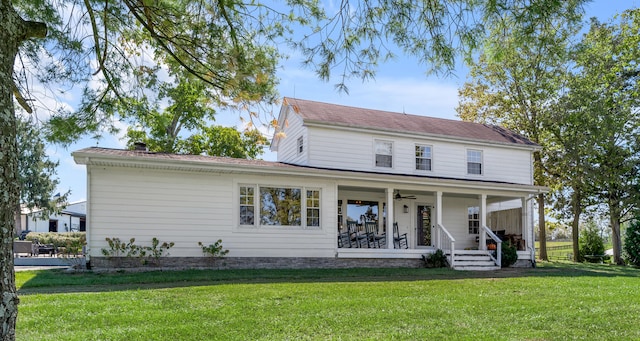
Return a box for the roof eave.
[73,150,546,194]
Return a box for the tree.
[2,0,591,339]
[121,70,219,154]
[179,126,269,159]
[623,216,640,266]
[121,68,269,159]
[578,219,605,261]
[560,11,640,264]
[544,84,600,262]
[1,3,46,338]
[457,1,583,261]
[16,115,70,235]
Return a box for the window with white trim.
[239,186,255,225]
[415,144,432,171]
[467,149,483,175]
[239,185,321,228]
[297,136,304,154]
[375,140,393,168]
[306,190,320,227]
[468,206,480,234]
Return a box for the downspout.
[85,161,92,267]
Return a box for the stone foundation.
[89,256,425,270]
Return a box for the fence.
[536,244,574,260]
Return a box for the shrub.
[422,249,448,268]
[101,237,141,258]
[198,240,229,258]
[142,237,175,264]
[101,237,175,266]
[501,241,518,268]
[623,217,640,266]
[579,221,605,262]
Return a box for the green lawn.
[16,263,640,340]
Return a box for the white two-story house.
[73,97,544,270]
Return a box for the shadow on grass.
[17,261,639,295]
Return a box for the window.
[261,187,302,226]
[239,185,320,228]
[297,136,304,154]
[468,206,480,234]
[415,145,432,171]
[467,149,483,175]
[239,186,255,225]
[375,140,393,168]
[306,190,320,226]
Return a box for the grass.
[16,263,640,340]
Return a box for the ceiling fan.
[394,190,416,200]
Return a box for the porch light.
[403,205,409,213]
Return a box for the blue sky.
[49,0,638,203]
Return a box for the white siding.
[276,108,308,165]
[88,166,337,258]
[302,127,533,185]
[441,196,481,250]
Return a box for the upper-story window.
[415,144,432,171]
[467,149,483,175]
[375,140,393,168]
[297,136,304,154]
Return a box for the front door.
[416,205,432,247]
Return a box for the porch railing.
[435,223,455,268]
[482,225,502,268]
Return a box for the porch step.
[450,250,500,271]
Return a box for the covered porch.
[335,183,537,270]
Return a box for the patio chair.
[364,221,386,248]
[338,229,353,248]
[347,220,368,248]
[13,240,36,257]
[394,223,408,249]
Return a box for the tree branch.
[12,82,32,113]
[122,0,225,91]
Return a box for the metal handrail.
[482,225,502,268]
[436,223,456,268]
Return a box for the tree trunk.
[13,205,21,238]
[571,192,582,263]
[537,193,548,261]
[532,150,548,261]
[609,199,623,265]
[0,3,46,340]
[611,218,623,265]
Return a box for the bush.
[198,240,229,258]
[25,232,86,249]
[501,241,518,268]
[623,217,640,266]
[101,237,175,266]
[579,221,605,262]
[422,249,448,268]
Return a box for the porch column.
[522,196,532,255]
[386,187,395,249]
[480,194,487,251]
[436,191,443,248]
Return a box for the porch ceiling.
[338,186,522,202]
